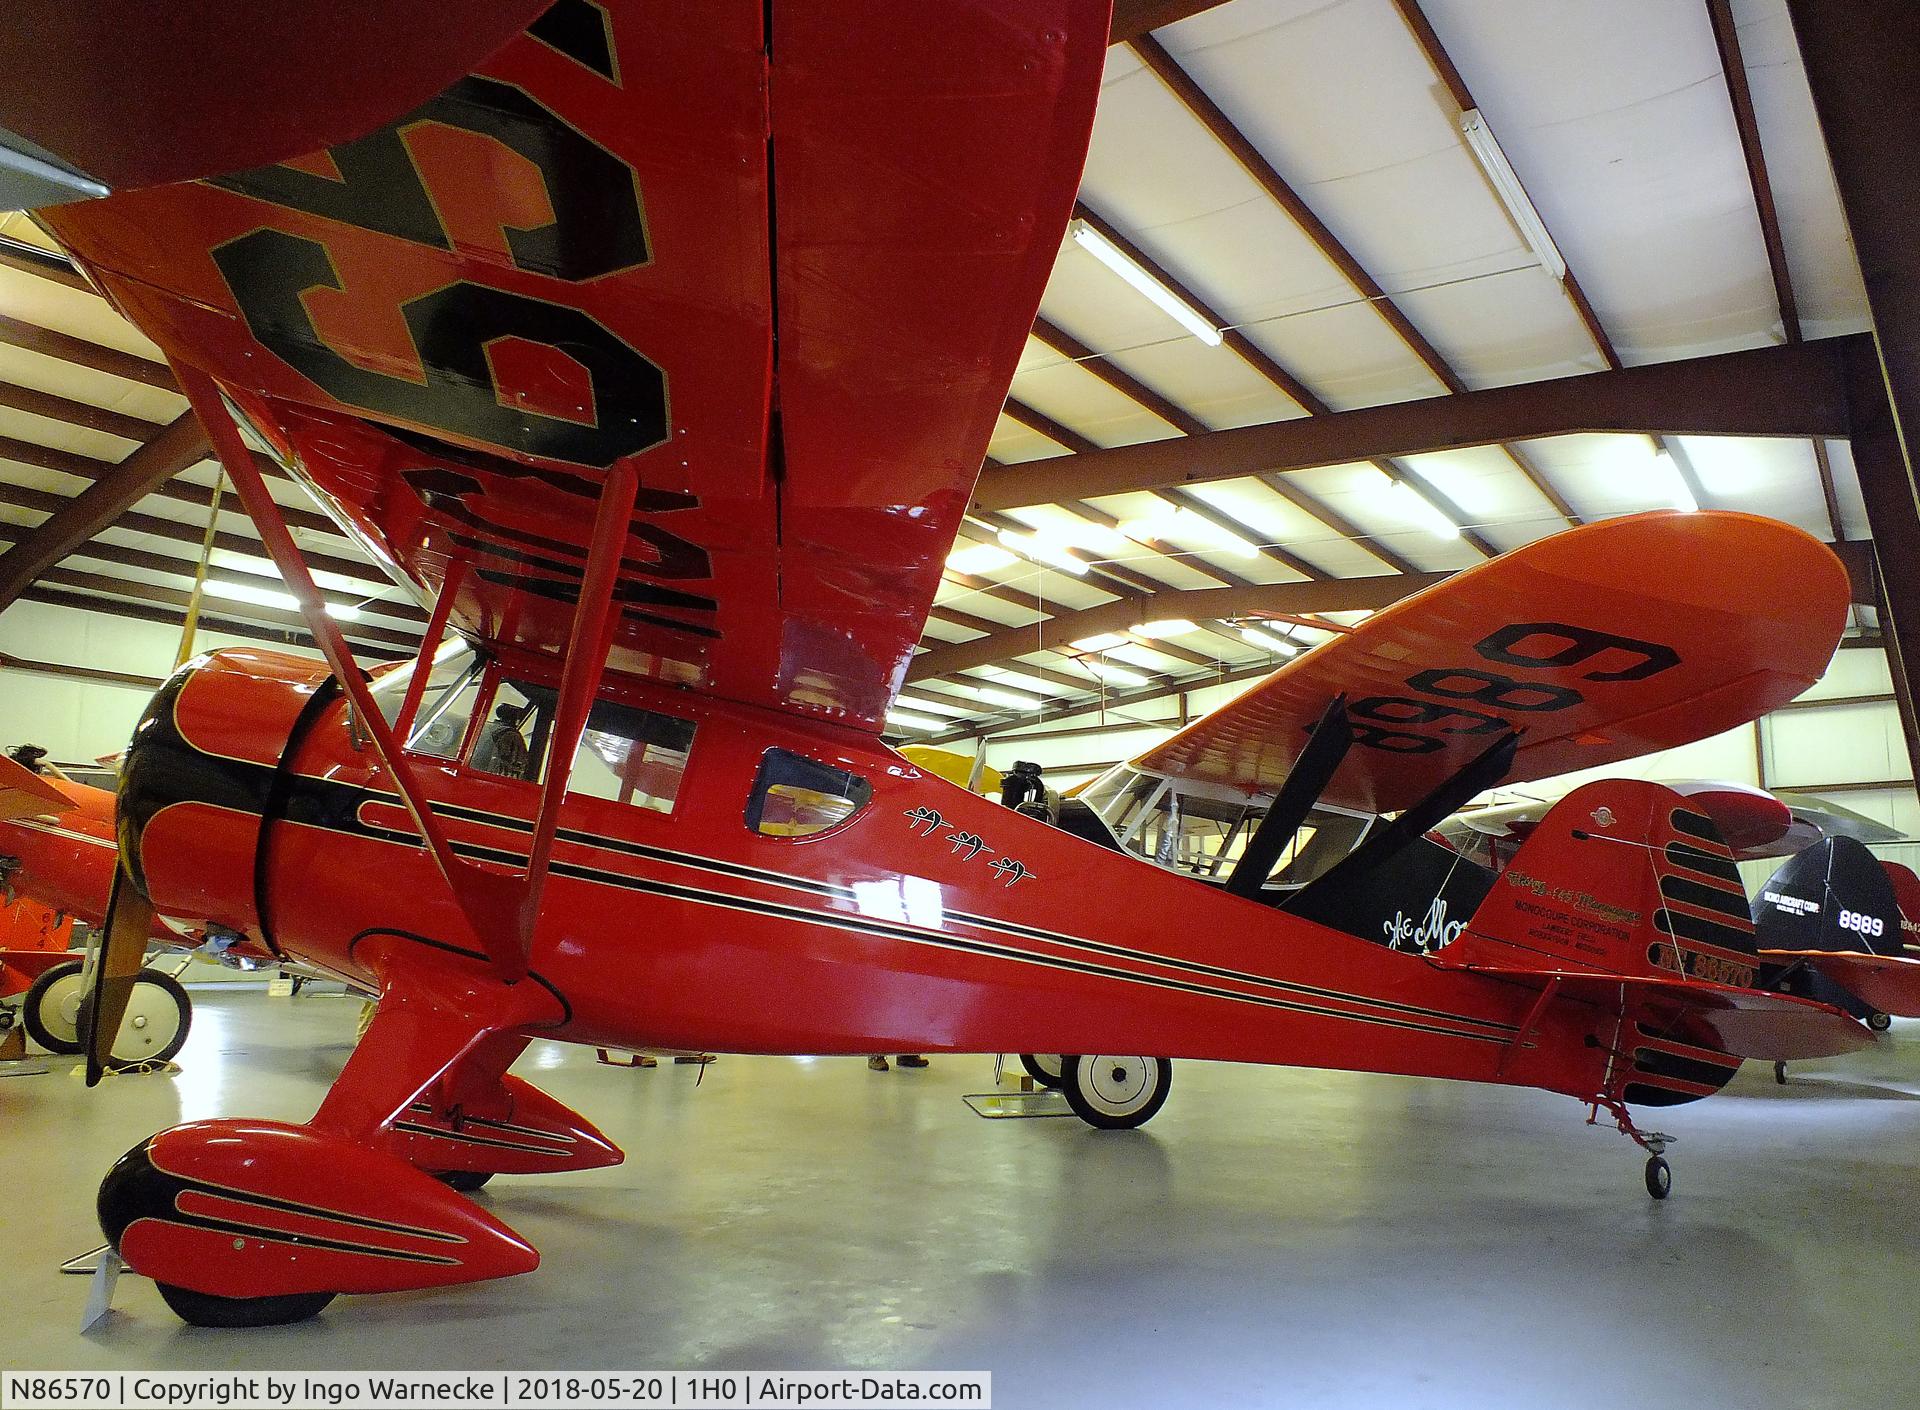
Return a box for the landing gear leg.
[1590,1095,1675,1200]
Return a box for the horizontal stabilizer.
[1759,949,1920,1018]
[0,755,76,822]
[1433,961,1875,1061]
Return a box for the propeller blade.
[82,860,155,1086]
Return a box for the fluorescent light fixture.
[206,578,362,622]
[1459,109,1567,282]
[1069,218,1224,348]
[1375,469,1462,540]
[969,685,1039,710]
[893,695,972,718]
[946,543,1017,575]
[1653,448,1698,512]
[206,580,297,612]
[1132,619,1198,639]
[998,529,1090,577]
[1123,507,1260,559]
[1071,632,1128,651]
[208,546,378,597]
[885,709,943,733]
[1239,625,1300,656]
[1081,659,1149,687]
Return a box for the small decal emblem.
[1590,806,1616,827]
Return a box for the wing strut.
[514,462,638,958]
[174,366,586,982]
[1224,694,1350,899]
[1286,728,1521,909]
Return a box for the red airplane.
[0,757,194,1065]
[11,0,1894,1329]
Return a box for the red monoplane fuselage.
[124,646,1627,1104]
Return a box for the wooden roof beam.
[0,410,207,610]
[1064,202,1500,558]
[0,313,177,391]
[1029,316,1409,575]
[1129,33,1581,530]
[972,335,1863,510]
[19,584,410,662]
[1704,0,1841,539]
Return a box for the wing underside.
[39,0,1110,731]
[1131,512,1851,815]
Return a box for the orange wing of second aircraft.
[1133,512,1850,815]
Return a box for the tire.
[1019,1053,1064,1089]
[1060,1054,1172,1131]
[433,1169,494,1193]
[155,1281,336,1328]
[22,958,86,1054]
[78,970,193,1070]
[1867,1011,1893,1032]
[1645,1155,1672,1200]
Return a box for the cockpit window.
[747,749,872,838]
[1081,764,1372,889]
[370,639,484,758]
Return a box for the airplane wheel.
[22,958,86,1054]
[1060,1054,1171,1130]
[1645,1155,1671,1200]
[155,1281,336,1328]
[78,970,192,1070]
[1774,1061,1788,1085]
[1019,1053,1064,1089]
[1868,1011,1893,1032]
[433,1169,494,1193]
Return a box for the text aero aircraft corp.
[7,0,1897,1327]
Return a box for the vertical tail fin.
[1455,779,1758,988]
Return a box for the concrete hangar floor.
[4,989,1915,1409]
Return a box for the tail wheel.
[22,957,87,1054]
[1060,1054,1172,1130]
[1867,1011,1893,1032]
[155,1282,336,1328]
[79,969,192,1070]
[1018,1053,1064,1089]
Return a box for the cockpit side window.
[747,749,872,838]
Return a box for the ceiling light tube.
[998,529,1090,577]
[1081,659,1149,687]
[970,685,1040,710]
[946,543,1017,575]
[1069,218,1224,347]
[1238,625,1300,656]
[1132,619,1198,639]
[885,709,943,733]
[1377,470,1463,541]
[1652,448,1698,513]
[1460,109,1567,283]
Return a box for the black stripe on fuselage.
[152,741,1518,1046]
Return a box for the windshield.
[368,638,483,752]
[1082,764,1373,889]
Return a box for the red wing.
[1132,512,1849,815]
[1758,949,1920,1018]
[0,3,549,199]
[38,1,1108,731]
